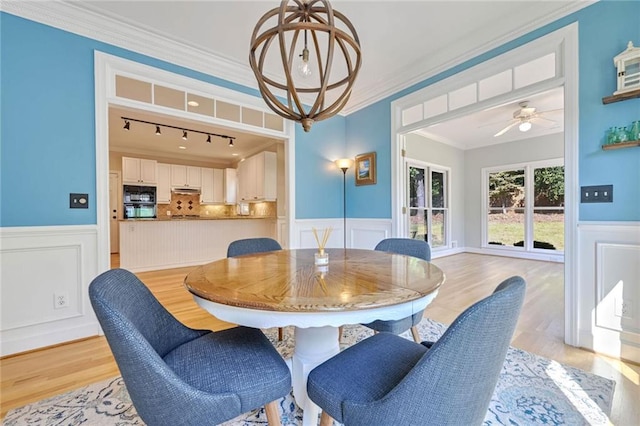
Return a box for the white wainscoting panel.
[0,226,101,356]
[293,218,392,250]
[350,219,393,249]
[577,222,640,363]
[119,219,277,272]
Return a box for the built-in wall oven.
[123,185,157,219]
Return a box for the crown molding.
[341,0,596,115]
[3,0,595,117]
[1,0,261,91]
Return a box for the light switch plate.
[70,193,89,209]
[580,185,613,203]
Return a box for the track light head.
[229,138,234,147]
[182,130,188,140]
[206,135,212,143]
[155,125,161,135]
[123,120,130,131]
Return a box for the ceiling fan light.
[519,121,532,132]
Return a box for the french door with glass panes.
[484,159,564,252]
[406,161,449,249]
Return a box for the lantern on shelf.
[613,41,640,95]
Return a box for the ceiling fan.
[493,101,560,137]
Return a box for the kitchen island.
[119,216,277,272]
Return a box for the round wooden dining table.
[184,248,445,426]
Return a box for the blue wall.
[344,0,640,221]
[0,13,344,226]
[2,2,639,227]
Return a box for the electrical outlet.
[54,293,69,309]
[614,298,633,319]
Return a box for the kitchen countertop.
[120,216,276,222]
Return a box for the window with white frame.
[484,159,564,252]
[407,161,449,249]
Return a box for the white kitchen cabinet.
[201,168,225,204]
[213,168,224,203]
[238,151,276,201]
[122,157,157,185]
[171,165,202,188]
[224,168,237,204]
[157,163,171,203]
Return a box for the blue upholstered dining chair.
[308,276,526,426]
[227,237,282,257]
[361,238,432,342]
[89,268,291,426]
[227,237,285,341]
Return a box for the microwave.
[123,185,157,219]
[124,204,156,219]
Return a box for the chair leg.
[264,400,281,426]
[320,410,334,426]
[278,327,283,341]
[410,326,420,343]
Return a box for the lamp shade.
[335,158,354,171]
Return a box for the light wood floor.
[1,253,638,424]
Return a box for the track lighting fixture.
[121,117,236,147]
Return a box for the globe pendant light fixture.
[249,0,362,132]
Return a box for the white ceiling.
[109,106,281,166]
[414,87,565,150]
[73,1,581,160]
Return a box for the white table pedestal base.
[292,326,341,426]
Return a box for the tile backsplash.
[157,194,276,218]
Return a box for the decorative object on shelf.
[355,152,376,186]
[121,117,236,146]
[613,41,640,95]
[312,226,332,265]
[249,0,362,132]
[334,158,353,248]
[602,120,640,150]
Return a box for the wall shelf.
[602,140,640,150]
[602,88,640,104]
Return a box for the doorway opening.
[391,24,578,346]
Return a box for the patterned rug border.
[3,319,616,426]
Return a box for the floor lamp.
[335,159,354,249]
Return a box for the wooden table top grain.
[184,248,445,313]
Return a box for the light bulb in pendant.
[297,47,312,78]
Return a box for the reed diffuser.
[312,226,332,265]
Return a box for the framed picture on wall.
[355,152,376,186]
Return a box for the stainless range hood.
[171,187,201,195]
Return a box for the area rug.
[3,319,615,426]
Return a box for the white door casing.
[109,172,120,253]
[390,24,579,346]
[94,52,297,274]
